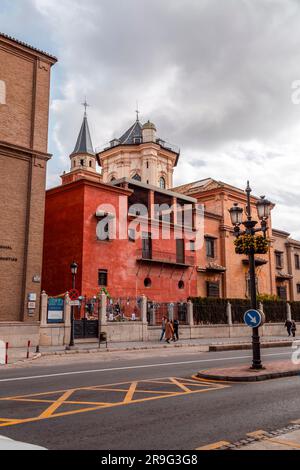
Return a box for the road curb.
[209,340,292,352]
[197,369,300,382]
[39,343,210,357]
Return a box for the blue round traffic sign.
[244,309,262,328]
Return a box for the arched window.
[0,80,6,105]
[132,173,141,182]
[159,177,166,189]
[89,160,92,168]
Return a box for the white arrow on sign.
[247,314,257,324]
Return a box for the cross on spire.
[82,98,90,116]
[136,101,140,122]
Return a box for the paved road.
[0,346,299,450]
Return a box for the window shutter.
[207,282,220,298]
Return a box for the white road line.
[0,351,292,383]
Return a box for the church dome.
[142,120,156,131]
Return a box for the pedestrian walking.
[285,319,292,336]
[172,318,179,342]
[160,316,167,341]
[165,319,174,344]
[291,320,297,338]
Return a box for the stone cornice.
[0,141,52,161]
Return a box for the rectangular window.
[246,276,259,297]
[206,281,220,298]
[275,251,283,269]
[190,240,196,252]
[98,269,108,287]
[277,285,287,300]
[142,233,152,259]
[128,229,136,242]
[205,237,215,258]
[297,284,300,294]
[295,254,300,270]
[176,239,185,263]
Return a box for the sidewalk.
[205,424,300,450]
[1,335,294,365]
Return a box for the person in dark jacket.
[172,319,179,342]
[291,320,297,338]
[285,319,292,336]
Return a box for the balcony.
[136,249,194,267]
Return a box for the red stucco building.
[42,113,198,302]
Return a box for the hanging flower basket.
[234,234,270,255]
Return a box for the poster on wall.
[47,298,64,324]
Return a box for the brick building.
[42,114,198,303]
[0,33,56,345]
[174,178,277,299]
[273,229,300,301]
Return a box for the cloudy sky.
[2,0,300,237]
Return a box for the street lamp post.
[69,261,78,348]
[229,182,272,370]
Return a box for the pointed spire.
[71,108,95,156]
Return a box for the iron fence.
[230,300,251,324]
[263,301,287,323]
[106,296,142,322]
[192,300,227,325]
[147,302,188,326]
[291,302,300,322]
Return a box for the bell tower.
[61,102,101,185]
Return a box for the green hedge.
[291,302,300,322]
[190,297,300,324]
[190,297,252,324]
[263,300,287,323]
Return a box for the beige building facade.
[98,119,179,190]
[273,229,300,301]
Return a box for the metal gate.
[74,297,99,339]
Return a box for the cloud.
[2,0,300,237]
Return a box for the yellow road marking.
[38,389,75,418]
[170,377,191,392]
[0,377,229,429]
[268,438,300,449]
[123,382,138,403]
[10,398,57,404]
[247,430,267,437]
[0,418,22,423]
[191,374,235,385]
[196,441,230,450]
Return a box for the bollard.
[27,340,31,359]
[5,342,8,365]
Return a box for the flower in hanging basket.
[234,234,270,255]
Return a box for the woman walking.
[165,318,174,344]
[160,316,167,341]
